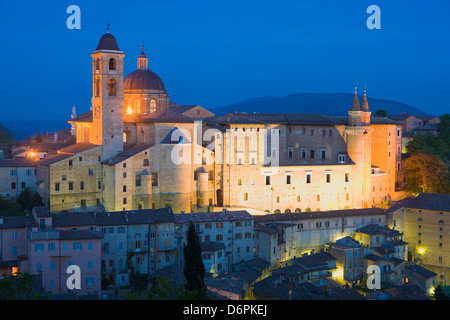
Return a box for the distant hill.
[210,92,430,117]
[2,120,70,141]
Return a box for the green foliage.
[432,284,449,300]
[183,223,206,299]
[0,123,15,143]
[0,272,49,300]
[373,110,388,118]
[33,133,43,143]
[439,114,450,156]
[124,277,198,300]
[16,188,44,212]
[404,153,450,194]
[0,195,23,215]
[406,134,448,161]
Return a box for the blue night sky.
[0,0,449,121]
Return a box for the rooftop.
[253,207,386,223]
[404,193,450,212]
[174,210,253,224]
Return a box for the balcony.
[28,230,60,241]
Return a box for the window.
[48,243,55,251]
[244,193,248,201]
[320,149,327,160]
[11,182,16,189]
[288,148,293,158]
[62,242,68,251]
[301,148,306,159]
[73,242,82,251]
[68,182,74,191]
[80,181,84,190]
[123,186,127,192]
[123,197,127,205]
[108,79,116,96]
[98,180,102,190]
[338,154,347,163]
[152,173,158,186]
[310,150,315,159]
[135,174,141,187]
[286,175,291,184]
[266,176,271,185]
[109,58,116,70]
[35,244,44,252]
[89,168,94,175]
[345,173,350,182]
[143,159,149,166]
[326,173,331,183]
[150,99,156,113]
[306,173,311,184]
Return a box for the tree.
[17,188,44,212]
[0,123,15,143]
[439,114,450,158]
[406,133,447,161]
[432,284,449,300]
[404,153,450,194]
[0,272,48,300]
[183,223,206,299]
[373,109,388,118]
[33,133,43,143]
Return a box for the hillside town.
[0,29,449,301]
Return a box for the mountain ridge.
[210,92,431,117]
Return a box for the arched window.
[109,58,116,70]
[243,193,248,201]
[94,78,100,97]
[284,209,291,213]
[274,209,281,214]
[150,99,156,113]
[295,208,301,213]
[108,79,116,96]
[95,59,100,71]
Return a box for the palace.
[35,30,403,214]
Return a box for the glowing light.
[418,248,425,254]
[127,107,133,115]
[28,152,36,157]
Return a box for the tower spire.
[350,82,361,111]
[361,85,369,111]
[137,42,148,69]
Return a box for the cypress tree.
[183,223,206,299]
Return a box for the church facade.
[36,31,403,214]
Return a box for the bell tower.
[346,84,372,208]
[91,26,125,160]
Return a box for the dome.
[96,33,120,51]
[123,69,166,92]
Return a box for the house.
[328,236,364,285]
[405,263,437,295]
[201,241,227,276]
[282,252,337,286]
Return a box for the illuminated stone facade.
[37,31,403,215]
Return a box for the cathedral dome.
[96,33,120,51]
[123,69,166,92]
